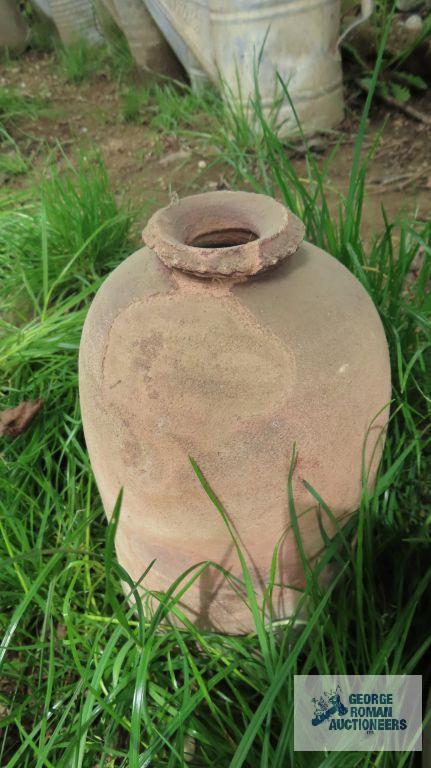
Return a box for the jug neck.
[142,191,304,279]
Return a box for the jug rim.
[142,190,304,279]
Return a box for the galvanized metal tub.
[144,0,371,133]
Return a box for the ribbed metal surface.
[145,0,210,87]
[31,0,52,18]
[211,0,343,132]
[49,0,102,43]
[101,0,183,76]
[144,0,344,133]
[210,0,338,19]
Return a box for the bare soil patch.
[2,50,430,241]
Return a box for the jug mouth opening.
[142,191,304,279]
[188,227,259,249]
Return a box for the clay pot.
[79,191,391,634]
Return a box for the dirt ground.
[2,50,431,240]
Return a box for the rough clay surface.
[79,192,391,634]
[142,191,305,278]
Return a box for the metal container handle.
[337,0,374,47]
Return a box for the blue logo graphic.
[311,685,348,726]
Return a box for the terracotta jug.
[79,191,391,634]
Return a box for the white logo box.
[294,675,422,752]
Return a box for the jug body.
[79,191,391,633]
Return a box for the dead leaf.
[0,399,44,437]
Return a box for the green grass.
[342,1,431,105]
[120,87,152,124]
[119,80,220,135]
[0,89,48,181]
[0,151,132,324]
[118,69,291,177]
[0,44,430,768]
[0,88,45,132]
[57,34,135,85]
[0,131,28,177]
[104,30,135,83]
[57,39,109,84]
